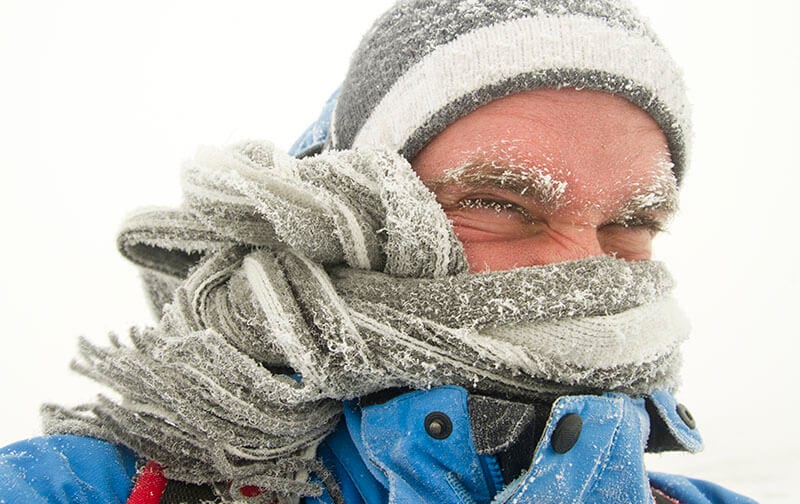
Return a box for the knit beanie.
[331,0,690,181]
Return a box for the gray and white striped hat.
[331,0,690,181]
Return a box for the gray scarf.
[43,141,687,503]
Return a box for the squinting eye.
[612,216,667,234]
[439,195,542,240]
[598,222,660,261]
[457,198,534,222]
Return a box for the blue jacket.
[0,387,756,503]
[305,386,755,504]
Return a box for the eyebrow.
[423,161,570,211]
[613,174,679,222]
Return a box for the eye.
[437,194,541,240]
[608,215,667,234]
[598,216,666,260]
[456,197,535,222]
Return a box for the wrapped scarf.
[43,141,688,503]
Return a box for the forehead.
[411,88,676,216]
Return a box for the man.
[0,0,756,503]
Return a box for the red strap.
[239,485,262,497]
[127,460,168,504]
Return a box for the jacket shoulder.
[0,435,137,503]
[649,472,759,504]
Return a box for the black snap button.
[551,413,582,454]
[676,403,696,429]
[425,412,453,439]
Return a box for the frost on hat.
[331,0,690,181]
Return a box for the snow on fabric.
[42,141,688,502]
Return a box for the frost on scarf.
[42,141,688,503]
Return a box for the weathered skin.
[412,88,677,271]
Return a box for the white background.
[1,1,797,502]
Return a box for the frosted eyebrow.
[614,174,679,221]
[424,161,569,210]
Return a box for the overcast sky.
[1,1,798,501]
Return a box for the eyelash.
[607,216,667,233]
[457,197,535,221]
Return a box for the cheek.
[448,221,526,271]
[459,240,536,272]
[454,223,656,271]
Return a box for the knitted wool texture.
[43,143,688,503]
[332,0,690,181]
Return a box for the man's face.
[411,88,677,272]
